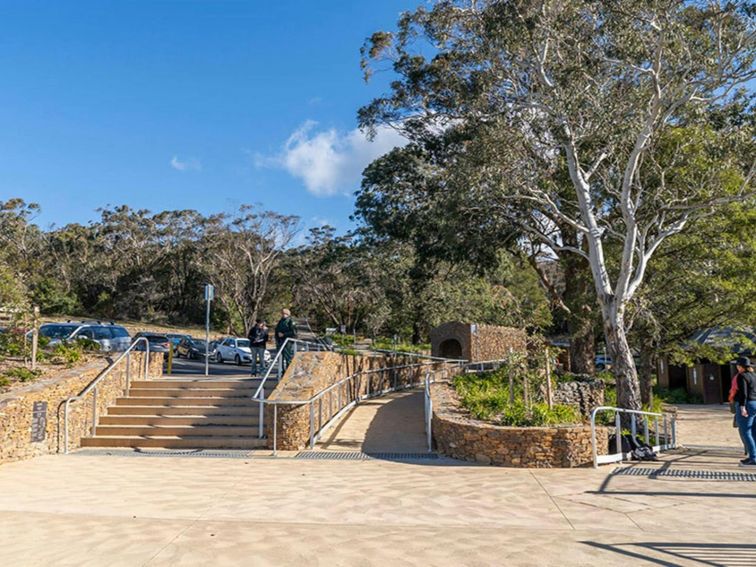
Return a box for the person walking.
[248,319,269,376]
[275,308,297,372]
[733,356,756,467]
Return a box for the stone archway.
[439,338,463,359]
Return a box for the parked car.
[176,336,213,360]
[595,355,612,371]
[132,332,171,353]
[214,337,266,365]
[38,321,131,352]
[166,333,192,352]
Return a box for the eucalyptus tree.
[360,0,755,409]
[203,205,299,335]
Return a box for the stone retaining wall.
[553,376,606,419]
[266,352,450,450]
[430,382,608,467]
[0,353,162,464]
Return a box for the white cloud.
[255,121,407,196]
[170,156,202,172]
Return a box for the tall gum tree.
[360,0,755,409]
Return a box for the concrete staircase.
[81,377,276,449]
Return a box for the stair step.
[130,379,277,389]
[99,415,258,426]
[94,425,259,436]
[81,436,268,449]
[107,405,260,416]
[127,388,270,398]
[115,397,257,407]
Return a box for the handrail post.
[125,350,131,394]
[615,411,622,460]
[590,408,598,468]
[63,401,70,455]
[272,404,278,456]
[92,386,98,436]
[654,416,659,448]
[258,389,265,439]
[630,413,637,439]
[663,414,669,448]
[672,415,677,448]
[643,417,650,446]
[309,400,315,449]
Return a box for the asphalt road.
[165,356,265,377]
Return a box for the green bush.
[0,375,9,388]
[654,386,703,405]
[372,339,430,354]
[453,371,581,426]
[3,367,42,383]
[50,343,84,365]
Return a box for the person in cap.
[275,308,297,372]
[733,356,756,467]
[248,319,269,376]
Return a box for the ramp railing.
[590,406,678,468]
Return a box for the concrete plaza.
[1,405,754,566]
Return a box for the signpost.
[204,284,214,377]
[31,401,47,443]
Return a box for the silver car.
[39,322,132,352]
[214,337,270,366]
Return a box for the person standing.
[275,308,297,372]
[733,356,756,467]
[248,320,269,376]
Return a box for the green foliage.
[654,387,703,405]
[0,330,26,357]
[49,342,86,365]
[3,367,41,383]
[372,339,430,354]
[453,369,580,427]
[0,375,8,388]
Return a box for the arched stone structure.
[430,322,527,362]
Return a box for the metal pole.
[64,402,70,455]
[643,417,649,446]
[31,306,39,371]
[144,342,150,380]
[125,351,131,394]
[205,297,210,377]
[654,417,659,448]
[545,350,553,410]
[631,413,637,438]
[309,401,315,449]
[672,415,677,448]
[273,404,278,456]
[591,410,598,468]
[258,390,264,438]
[92,386,98,436]
[663,415,669,449]
[615,411,622,459]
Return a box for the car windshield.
[40,325,77,339]
[236,339,250,348]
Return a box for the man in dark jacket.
[275,308,297,372]
[248,320,269,376]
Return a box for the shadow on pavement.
[581,541,756,567]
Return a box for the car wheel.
[235,354,242,366]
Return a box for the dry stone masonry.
[430,382,607,468]
[0,353,162,464]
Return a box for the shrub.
[0,375,9,388]
[453,371,581,426]
[50,343,84,365]
[3,367,42,383]
[654,386,703,405]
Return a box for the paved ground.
[317,389,428,453]
[1,404,754,566]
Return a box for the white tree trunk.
[601,298,641,410]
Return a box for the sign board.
[204,284,215,301]
[31,401,47,443]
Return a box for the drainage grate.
[613,466,756,481]
[294,451,439,461]
[72,449,256,459]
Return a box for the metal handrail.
[590,405,677,468]
[254,337,333,437]
[369,348,465,363]
[260,359,452,453]
[61,337,151,454]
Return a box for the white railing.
[254,337,333,438]
[61,337,151,454]
[424,370,433,452]
[590,406,677,468]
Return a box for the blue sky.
[0,0,416,233]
